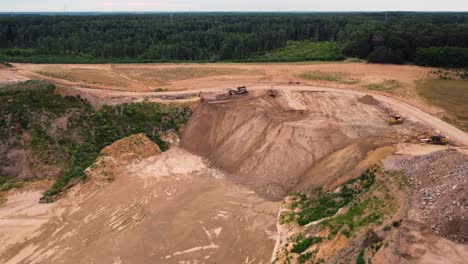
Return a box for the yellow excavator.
[429,134,449,145]
[420,131,449,145]
[389,115,403,125]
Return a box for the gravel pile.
[398,149,468,243]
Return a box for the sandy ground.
[6,62,428,92]
[0,191,54,258]
[0,147,279,264]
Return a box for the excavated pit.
[182,90,411,200]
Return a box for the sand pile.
[87,133,160,182]
[101,133,160,160]
[182,91,406,200]
[358,94,380,105]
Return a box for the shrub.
[356,249,366,264]
[291,237,323,254]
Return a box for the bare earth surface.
[0,147,278,264]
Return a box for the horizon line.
[1,10,468,14]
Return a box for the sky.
[1,0,468,12]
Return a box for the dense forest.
[0,12,468,67]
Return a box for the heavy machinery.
[430,134,449,145]
[267,89,277,97]
[227,86,248,95]
[420,131,449,145]
[389,114,403,125]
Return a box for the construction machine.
[267,89,277,97]
[389,114,403,125]
[227,86,248,96]
[430,134,449,145]
[420,131,449,145]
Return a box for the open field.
[417,79,468,131]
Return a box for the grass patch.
[255,41,344,62]
[296,70,359,84]
[417,79,468,131]
[365,79,402,91]
[280,166,377,226]
[0,81,191,202]
[320,196,387,239]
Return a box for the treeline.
[0,12,468,66]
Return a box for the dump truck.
[389,115,403,125]
[227,86,248,95]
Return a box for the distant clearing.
[417,79,468,131]
[113,66,262,86]
[39,68,133,87]
[296,70,359,84]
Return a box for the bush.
[291,237,323,254]
[356,249,366,264]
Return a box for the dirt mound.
[398,150,468,243]
[358,94,380,105]
[87,133,161,182]
[182,91,409,200]
[101,133,160,160]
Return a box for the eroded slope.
[182,90,416,200]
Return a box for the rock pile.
[398,149,468,243]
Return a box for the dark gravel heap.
[399,149,468,243]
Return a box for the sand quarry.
[1,63,468,263]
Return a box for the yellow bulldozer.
[389,115,403,125]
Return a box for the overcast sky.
[1,0,468,12]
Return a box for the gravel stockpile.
[399,149,468,243]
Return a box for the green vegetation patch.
[417,79,468,131]
[0,81,191,202]
[256,41,344,62]
[291,237,323,254]
[296,70,359,84]
[365,80,402,91]
[281,167,377,226]
[320,196,387,239]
